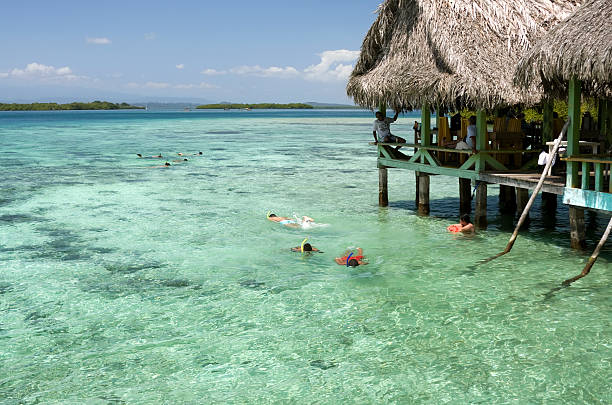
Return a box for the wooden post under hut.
[459,178,471,215]
[516,188,530,225]
[418,173,430,215]
[475,183,487,229]
[379,167,388,207]
[569,205,587,250]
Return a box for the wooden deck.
[479,171,566,195]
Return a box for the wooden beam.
[566,77,581,188]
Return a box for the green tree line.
[0,101,144,111]
[196,103,314,109]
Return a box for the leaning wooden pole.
[563,216,612,286]
[480,120,570,264]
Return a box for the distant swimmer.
[149,162,171,168]
[267,213,300,228]
[267,212,316,229]
[447,214,474,234]
[172,159,189,162]
[195,151,203,156]
[291,238,320,253]
[335,248,367,267]
[178,152,203,156]
[152,153,163,158]
[137,153,143,158]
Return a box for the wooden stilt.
[541,192,558,212]
[499,185,516,214]
[475,183,487,229]
[516,188,530,226]
[415,172,420,208]
[418,173,430,215]
[459,178,471,215]
[569,205,586,250]
[379,167,388,207]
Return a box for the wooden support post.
[379,167,388,207]
[475,183,487,229]
[542,101,553,143]
[498,185,517,214]
[475,109,488,172]
[415,172,420,208]
[421,103,431,147]
[541,192,558,212]
[459,178,471,215]
[569,205,586,250]
[516,188,530,226]
[417,173,430,215]
[566,77,581,188]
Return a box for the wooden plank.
[563,188,612,212]
[561,156,612,164]
[479,173,565,195]
[370,142,539,154]
[378,157,480,179]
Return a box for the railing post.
[566,77,581,188]
[582,161,590,190]
[595,163,603,191]
[421,103,431,147]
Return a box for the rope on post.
[479,119,570,265]
[563,216,612,286]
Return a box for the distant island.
[0,101,145,111]
[197,103,314,110]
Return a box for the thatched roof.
[515,0,612,99]
[347,0,581,111]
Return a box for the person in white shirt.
[465,115,477,153]
[372,110,406,150]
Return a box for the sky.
[0,1,381,104]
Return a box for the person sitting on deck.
[373,110,406,150]
[447,214,475,234]
[335,248,368,267]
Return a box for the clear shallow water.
[0,109,610,404]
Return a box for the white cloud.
[10,62,73,78]
[144,32,157,40]
[144,81,171,89]
[176,64,185,70]
[0,72,9,78]
[229,65,299,78]
[174,82,218,89]
[86,37,111,45]
[304,50,360,82]
[201,68,227,75]
[125,82,139,88]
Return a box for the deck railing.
[562,155,612,193]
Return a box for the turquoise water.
[0,109,610,404]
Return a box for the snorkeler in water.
[335,248,367,267]
[149,162,171,168]
[172,159,189,162]
[290,240,320,252]
[267,213,315,229]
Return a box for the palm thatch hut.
[514,0,612,99]
[347,0,581,111]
